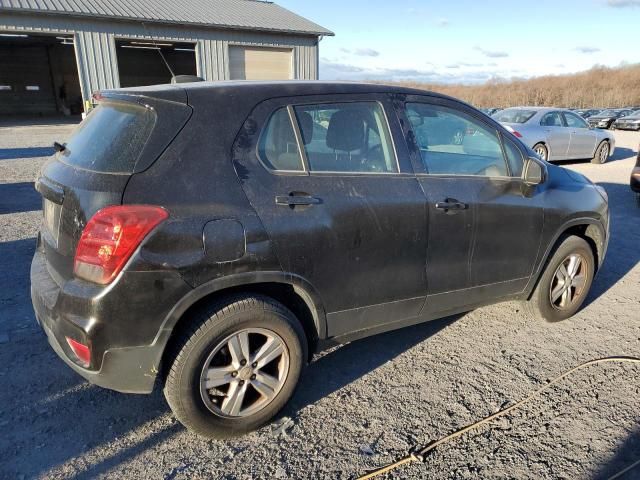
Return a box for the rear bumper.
[30,246,191,394]
[614,124,640,131]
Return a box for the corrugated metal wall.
[0,13,319,106]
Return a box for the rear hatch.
[36,87,192,285]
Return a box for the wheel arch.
[154,272,327,369]
[526,219,606,300]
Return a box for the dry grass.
[385,64,640,108]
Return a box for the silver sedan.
[492,107,616,164]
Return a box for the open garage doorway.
[0,33,82,117]
[116,40,197,87]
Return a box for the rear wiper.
[53,141,66,153]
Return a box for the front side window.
[258,107,304,171]
[293,102,397,173]
[540,112,564,127]
[563,112,589,129]
[406,103,508,177]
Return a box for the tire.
[163,294,307,438]
[533,143,548,161]
[591,140,610,164]
[523,235,595,323]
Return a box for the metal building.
[0,0,332,116]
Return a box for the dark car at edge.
[31,81,610,438]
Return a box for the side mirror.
[522,157,545,186]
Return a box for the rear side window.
[59,101,156,174]
[540,112,563,127]
[293,102,397,173]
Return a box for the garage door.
[228,46,293,81]
[0,45,56,116]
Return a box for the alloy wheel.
[534,145,547,160]
[549,253,588,310]
[199,328,290,418]
[599,143,609,163]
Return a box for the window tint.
[258,107,304,171]
[60,101,155,174]
[503,137,524,177]
[563,112,589,129]
[406,103,508,177]
[540,112,564,127]
[293,102,397,173]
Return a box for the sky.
[276,0,640,84]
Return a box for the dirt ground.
[0,118,638,480]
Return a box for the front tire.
[163,295,307,438]
[533,143,549,161]
[592,141,610,164]
[524,235,595,322]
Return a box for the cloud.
[575,46,600,54]
[474,46,509,58]
[458,62,483,67]
[436,18,450,27]
[340,48,351,54]
[354,48,380,57]
[318,60,507,85]
[606,0,640,6]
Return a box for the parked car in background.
[492,107,615,163]
[613,112,640,131]
[587,109,635,129]
[31,82,610,438]
[574,109,601,119]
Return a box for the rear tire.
[591,141,610,164]
[523,235,595,322]
[163,295,307,438]
[533,143,548,161]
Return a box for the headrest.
[326,109,365,152]
[298,111,314,145]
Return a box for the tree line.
[390,64,640,108]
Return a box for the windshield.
[492,109,536,123]
[597,110,616,116]
[59,101,156,174]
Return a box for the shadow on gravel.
[290,315,460,413]
[0,182,41,214]
[592,428,640,480]
[608,146,637,162]
[584,182,640,308]
[0,238,36,320]
[0,146,54,160]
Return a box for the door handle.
[275,193,321,207]
[435,198,468,213]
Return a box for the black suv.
[31,82,609,438]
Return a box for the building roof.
[0,0,334,36]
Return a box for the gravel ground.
[0,118,638,480]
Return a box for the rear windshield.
[492,109,536,124]
[59,101,156,174]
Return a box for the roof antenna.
[141,22,175,79]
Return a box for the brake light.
[74,205,168,284]
[511,130,523,138]
[66,337,91,367]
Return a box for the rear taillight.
[66,337,91,367]
[510,130,523,138]
[74,205,168,285]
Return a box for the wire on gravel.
[357,356,640,480]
